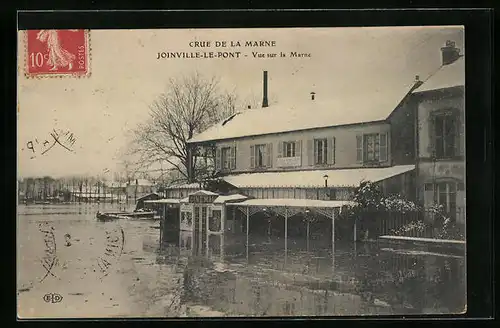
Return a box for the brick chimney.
[441,40,460,66]
[262,71,269,108]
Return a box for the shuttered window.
[434,113,459,159]
[356,135,363,163]
[215,147,221,171]
[220,146,236,171]
[327,137,336,165]
[283,141,296,157]
[357,133,389,164]
[379,133,388,162]
[251,144,272,168]
[221,147,231,170]
[230,145,236,169]
[314,139,328,165]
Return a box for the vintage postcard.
[17,26,466,318]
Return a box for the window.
[216,145,236,171]
[255,144,266,167]
[364,134,379,161]
[221,147,231,169]
[356,133,388,163]
[250,144,272,168]
[425,182,459,221]
[283,141,296,157]
[435,182,457,215]
[209,210,222,232]
[434,113,458,159]
[314,139,328,165]
[181,211,192,227]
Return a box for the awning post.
[332,207,335,270]
[353,217,357,242]
[246,206,249,262]
[198,207,203,255]
[284,207,288,266]
[206,207,209,257]
[220,233,225,261]
[159,214,163,247]
[306,220,310,252]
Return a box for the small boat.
[96,212,128,221]
[96,211,156,221]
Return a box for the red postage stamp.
[25,29,90,78]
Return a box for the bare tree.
[129,72,245,184]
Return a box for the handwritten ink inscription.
[38,223,59,283]
[95,227,125,279]
[23,129,76,159]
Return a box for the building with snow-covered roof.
[154,39,465,251]
[173,70,421,202]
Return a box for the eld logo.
[43,293,63,303]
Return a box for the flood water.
[17,204,466,318]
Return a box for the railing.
[356,208,466,240]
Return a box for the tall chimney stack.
[441,40,460,66]
[262,71,269,108]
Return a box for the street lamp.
[323,174,329,200]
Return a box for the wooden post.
[179,207,183,233]
[353,218,357,242]
[159,216,163,247]
[332,207,335,270]
[246,207,249,262]
[206,207,209,257]
[198,207,203,255]
[221,205,225,233]
[284,207,288,267]
[306,220,310,252]
[220,233,225,261]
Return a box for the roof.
[226,198,354,209]
[213,194,249,204]
[188,84,416,143]
[222,165,415,189]
[134,179,155,186]
[165,183,200,190]
[136,193,160,201]
[144,198,181,204]
[190,190,219,196]
[414,56,464,93]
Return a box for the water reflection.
[160,229,465,316]
[17,204,465,318]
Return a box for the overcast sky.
[17,26,464,179]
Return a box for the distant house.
[126,179,157,202]
[135,193,161,211]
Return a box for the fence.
[356,207,466,240]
